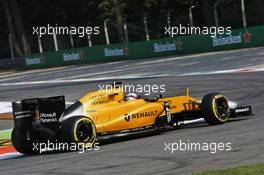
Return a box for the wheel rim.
[214,97,230,121]
[75,120,94,143]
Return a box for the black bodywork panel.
[12,96,65,140]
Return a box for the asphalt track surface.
[0,47,264,174]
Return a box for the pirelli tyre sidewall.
[60,116,97,148]
[201,93,230,125]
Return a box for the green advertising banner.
[25,25,264,69]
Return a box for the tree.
[1,0,29,57]
[1,0,23,57]
[98,0,127,43]
[9,0,30,54]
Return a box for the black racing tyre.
[60,116,97,148]
[201,92,230,125]
[11,129,38,155]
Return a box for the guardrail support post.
[37,34,43,53]
[214,2,220,28]
[53,32,59,51]
[69,32,74,49]
[87,34,92,47]
[241,0,247,29]
[104,18,110,45]
[123,20,129,43]
[189,5,196,27]
[143,15,150,41]
[9,33,14,60]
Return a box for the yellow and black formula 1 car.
[11,82,252,154]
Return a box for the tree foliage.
[0,0,263,57]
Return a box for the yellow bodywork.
[78,87,200,133]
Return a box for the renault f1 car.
[11,82,252,154]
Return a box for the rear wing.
[12,96,66,131]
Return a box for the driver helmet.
[125,93,139,101]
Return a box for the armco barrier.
[0,58,25,69]
[24,25,264,69]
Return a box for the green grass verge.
[0,129,12,140]
[194,163,264,175]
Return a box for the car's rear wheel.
[60,116,97,149]
[201,92,230,125]
[11,129,38,155]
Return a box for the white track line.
[0,102,13,113]
[0,129,12,133]
[0,61,126,79]
[0,74,168,87]
[39,61,126,75]
[0,153,23,160]
[60,65,154,80]
[0,102,74,114]
[0,66,263,87]
[178,66,264,76]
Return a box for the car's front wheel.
[201,92,230,125]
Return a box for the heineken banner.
[153,40,183,53]
[25,54,45,66]
[25,25,264,68]
[212,31,252,47]
[104,47,129,57]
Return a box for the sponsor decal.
[88,93,107,100]
[63,52,81,62]
[153,40,182,53]
[14,111,32,119]
[99,125,153,136]
[235,107,250,113]
[40,112,56,118]
[124,114,130,122]
[243,32,251,43]
[176,39,183,50]
[39,112,57,122]
[91,100,108,106]
[212,35,242,46]
[124,110,158,122]
[26,57,42,65]
[104,47,129,57]
[86,110,96,113]
[212,32,251,47]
